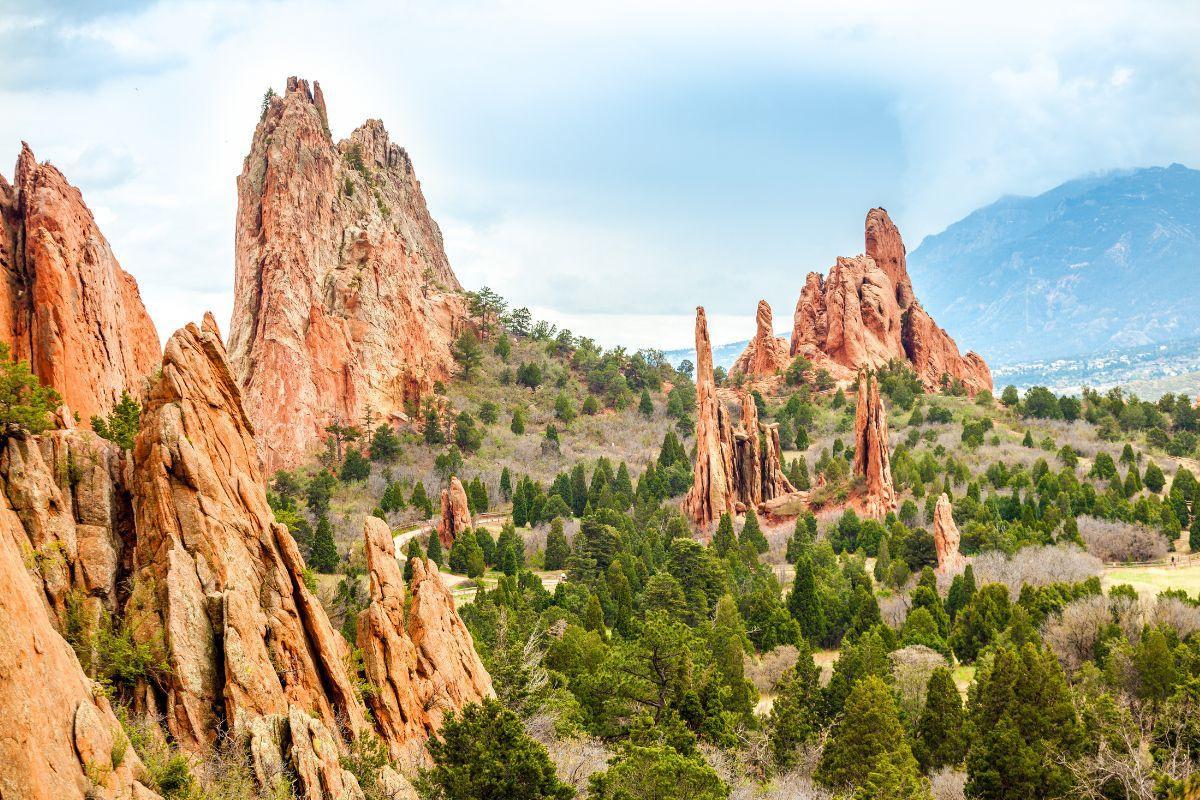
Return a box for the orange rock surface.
[437,476,472,549]
[852,373,897,519]
[0,144,160,422]
[933,492,968,575]
[684,307,796,529]
[358,517,493,768]
[789,209,991,395]
[732,299,791,378]
[229,77,466,471]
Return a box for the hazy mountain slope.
[908,163,1200,363]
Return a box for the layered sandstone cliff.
[684,307,796,529]
[731,300,790,379]
[358,517,493,768]
[229,77,466,471]
[0,144,160,422]
[790,209,991,396]
[852,373,897,519]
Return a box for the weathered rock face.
[229,77,466,471]
[0,502,160,800]
[124,314,368,795]
[732,300,791,378]
[933,493,967,575]
[683,307,736,530]
[852,373,897,519]
[437,476,472,549]
[357,517,492,768]
[789,209,991,396]
[684,308,797,529]
[0,144,160,422]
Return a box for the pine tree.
[475,528,497,566]
[873,535,891,583]
[712,512,736,558]
[404,538,423,582]
[768,639,822,769]
[584,593,605,635]
[816,676,927,796]
[1134,626,1178,705]
[499,466,512,501]
[1022,429,1034,447]
[510,407,526,435]
[310,514,339,573]
[544,518,569,570]
[738,509,769,554]
[497,522,524,576]
[913,667,966,772]
[612,462,634,508]
[411,481,434,518]
[425,529,444,566]
[1144,461,1166,493]
[469,476,489,513]
[638,388,654,416]
[788,556,825,643]
[946,563,976,621]
[569,464,588,517]
[340,448,370,481]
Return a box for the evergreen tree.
[588,745,725,800]
[711,513,736,558]
[500,467,513,501]
[91,390,140,450]
[424,407,446,444]
[340,448,370,481]
[946,564,976,621]
[1144,461,1166,493]
[950,583,1010,663]
[475,527,497,566]
[738,509,769,554]
[638,388,654,416]
[403,538,423,582]
[310,514,339,573]
[1021,429,1034,447]
[913,667,966,772]
[510,407,526,435]
[816,676,928,796]
[873,535,891,583]
[411,481,434,518]
[584,594,605,635]
[569,464,588,517]
[612,462,635,508]
[367,423,401,461]
[1134,626,1178,705]
[497,522,525,576]
[768,639,822,769]
[425,529,444,566]
[468,476,490,513]
[788,556,825,643]
[416,699,574,800]
[544,518,569,570]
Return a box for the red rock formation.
[358,517,493,768]
[683,307,736,529]
[0,144,160,422]
[0,452,159,800]
[852,373,897,519]
[732,300,791,378]
[125,314,369,794]
[229,77,466,471]
[684,308,797,529]
[437,476,472,549]
[789,209,991,396]
[933,493,967,575]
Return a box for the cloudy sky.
[3,0,1198,351]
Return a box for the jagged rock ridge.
[684,307,797,529]
[0,143,160,422]
[789,209,992,395]
[229,76,466,471]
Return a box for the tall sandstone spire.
[790,209,991,395]
[0,143,160,422]
[731,299,791,378]
[852,373,897,519]
[229,77,465,471]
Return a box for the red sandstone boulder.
[229,77,466,471]
[0,144,160,422]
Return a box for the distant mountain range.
[908,163,1200,364]
[666,164,1200,394]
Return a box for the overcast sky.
[3,1,1198,351]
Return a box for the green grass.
[1102,562,1200,598]
[952,664,976,696]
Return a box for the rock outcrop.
[0,456,159,800]
[933,493,967,575]
[0,144,160,422]
[684,307,797,529]
[732,300,791,379]
[124,314,370,795]
[852,373,897,519]
[229,77,466,471]
[789,209,991,396]
[358,517,492,768]
[437,476,472,549]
